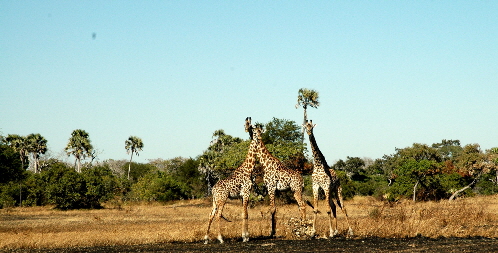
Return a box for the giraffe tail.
[305,200,314,209]
[221,214,232,222]
[305,200,322,214]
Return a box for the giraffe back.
[211,138,258,199]
[252,128,303,192]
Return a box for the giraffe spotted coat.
[304,120,353,237]
[251,123,306,237]
[204,118,257,244]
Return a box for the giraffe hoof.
[310,230,316,238]
[203,235,209,244]
[242,232,249,242]
[330,230,339,238]
[348,228,354,237]
[217,235,224,244]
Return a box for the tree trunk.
[128,153,133,180]
[33,154,39,173]
[301,106,307,143]
[412,180,419,202]
[19,183,22,207]
[76,157,81,173]
[449,177,479,201]
[496,170,498,185]
[19,151,25,170]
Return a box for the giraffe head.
[303,120,316,135]
[252,123,264,141]
[245,117,254,140]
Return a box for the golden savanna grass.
[1,195,498,250]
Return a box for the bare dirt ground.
[7,236,498,253]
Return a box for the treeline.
[1,118,498,209]
[335,141,498,202]
[0,156,204,209]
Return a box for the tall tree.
[125,136,144,180]
[0,142,25,184]
[432,139,463,161]
[262,117,302,145]
[449,144,498,201]
[5,134,29,169]
[65,129,93,173]
[26,133,47,173]
[385,143,443,202]
[295,88,320,142]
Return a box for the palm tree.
[5,134,29,169]
[125,136,144,180]
[65,129,93,173]
[295,88,320,142]
[26,133,47,173]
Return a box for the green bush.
[81,165,118,205]
[475,173,498,195]
[336,170,354,200]
[0,144,26,184]
[437,173,468,196]
[130,171,190,202]
[0,182,20,208]
[41,163,118,209]
[352,174,389,198]
[44,163,88,209]
[23,172,47,206]
[385,174,415,201]
[123,162,155,182]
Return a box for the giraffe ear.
[309,120,316,128]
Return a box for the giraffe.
[250,120,307,237]
[304,120,353,237]
[204,117,258,244]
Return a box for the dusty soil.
[8,236,498,253]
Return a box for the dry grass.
[1,195,498,250]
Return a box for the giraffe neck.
[238,139,258,172]
[308,132,328,168]
[248,127,254,140]
[254,138,276,167]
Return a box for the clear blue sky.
[1,1,497,164]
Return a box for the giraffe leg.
[269,191,277,237]
[336,186,353,236]
[329,196,339,237]
[294,189,306,221]
[216,202,228,243]
[241,196,250,242]
[324,187,335,238]
[311,184,320,238]
[204,205,217,244]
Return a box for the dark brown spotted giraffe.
[304,120,353,237]
[204,117,257,244]
[251,120,306,237]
